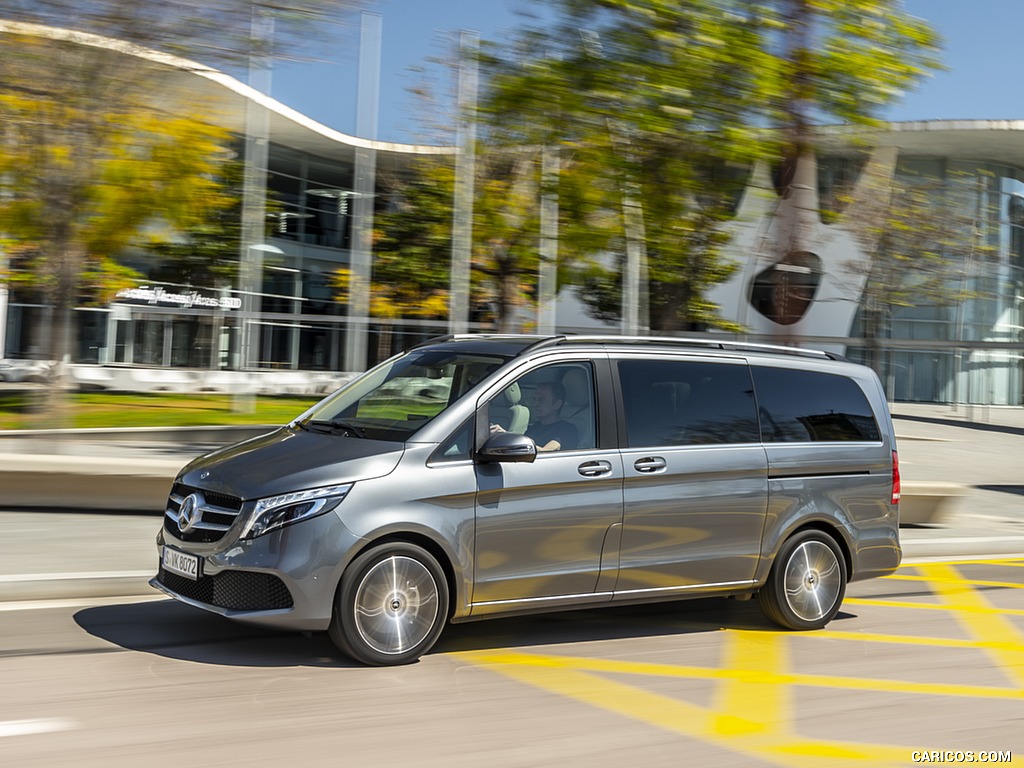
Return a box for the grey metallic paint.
[152,337,901,640]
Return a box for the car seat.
[491,382,530,434]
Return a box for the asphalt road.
[2,556,1023,768]
[2,403,1023,766]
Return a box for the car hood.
[176,426,405,500]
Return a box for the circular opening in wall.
[749,251,823,326]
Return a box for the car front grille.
[156,567,293,611]
[164,484,244,543]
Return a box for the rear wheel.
[329,542,449,666]
[759,530,846,630]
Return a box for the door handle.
[578,460,612,477]
[634,456,667,473]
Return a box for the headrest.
[560,368,589,406]
[501,382,522,406]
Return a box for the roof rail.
[546,335,841,360]
[411,333,845,361]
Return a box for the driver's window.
[487,363,596,452]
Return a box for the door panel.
[616,444,768,593]
[613,357,768,595]
[472,358,624,606]
[473,451,624,604]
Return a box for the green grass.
[0,391,322,430]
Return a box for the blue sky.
[269,0,1023,145]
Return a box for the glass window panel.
[618,360,758,447]
[752,367,880,442]
[490,363,597,452]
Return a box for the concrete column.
[449,30,478,335]
[537,144,559,335]
[345,12,381,373]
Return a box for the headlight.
[239,483,353,539]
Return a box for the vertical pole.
[449,30,478,335]
[345,11,381,373]
[0,248,7,359]
[620,183,648,335]
[537,144,559,335]
[235,6,273,410]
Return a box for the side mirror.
[477,432,537,463]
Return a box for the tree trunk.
[42,242,82,433]
[496,272,520,333]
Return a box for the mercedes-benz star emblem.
[178,493,202,533]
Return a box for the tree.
[839,166,996,372]
[0,25,235,419]
[330,161,452,360]
[0,2,361,66]
[477,0,942,332]
[0,2,362,418]
[394,35,585,335]
[478,2,771,332]
[142,159,255,290]
[335,150,548,339]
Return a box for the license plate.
[162,546,201,580]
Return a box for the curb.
[0,453,182,512]
[0,571,155,603]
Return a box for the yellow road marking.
[456,558,1024,765]
[816,629,1024,653]
[919,562,1024,688]
[458,648,913,767]
[845,597,1024,616]
[885,573,1024,589]
[714,631,789,736]
[461,649,1024,701]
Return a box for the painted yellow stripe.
[816,629,1024,653]
[458,649,912,767]
[714,631,790,737]
[885,573,1024,589]
[919,562,1024,688]
[897,558,1024,567]
[459,650,1024,701]
[845,597,1024,616]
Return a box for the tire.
[329,542,449,666]
[758,530,847,630]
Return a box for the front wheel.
[329,542,449,666]
[759,530,847,630]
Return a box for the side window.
[487,362,597,452]
[752,367,881,442]
[618,359,758,447]
[430,417,474,463]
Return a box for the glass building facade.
[2,142,452,374]
[837,158,1024,405]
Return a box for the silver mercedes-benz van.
[152,335,901,666]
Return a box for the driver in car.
[491,380,577,452]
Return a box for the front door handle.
[578,460,612,477]
[634,456,667,473]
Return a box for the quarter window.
[618,360,759,447]
[752,367,880,442]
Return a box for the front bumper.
[153,510,365,632]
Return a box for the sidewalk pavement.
[1,403,1023,602]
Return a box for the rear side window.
[618,359,758,447]
[752,367,880,442]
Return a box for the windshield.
[298,349,509,441]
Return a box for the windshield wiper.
[306,419,368,438]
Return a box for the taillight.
[891,450,901,505]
